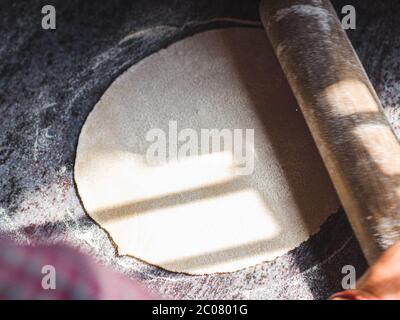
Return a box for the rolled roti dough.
[75,28,339,274]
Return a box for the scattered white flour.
[274,5,333,33]
[118,18,262,45]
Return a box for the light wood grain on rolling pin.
[260,0,400,263]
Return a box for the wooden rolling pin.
[259,0,400,264]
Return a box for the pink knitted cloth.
[0,240,155,300]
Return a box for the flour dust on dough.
[74,28,339,274]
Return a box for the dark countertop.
[0,0,398,299]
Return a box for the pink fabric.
[0,240,156,300]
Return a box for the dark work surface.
[0,0,398,299]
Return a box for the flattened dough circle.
[75,28,339,274]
